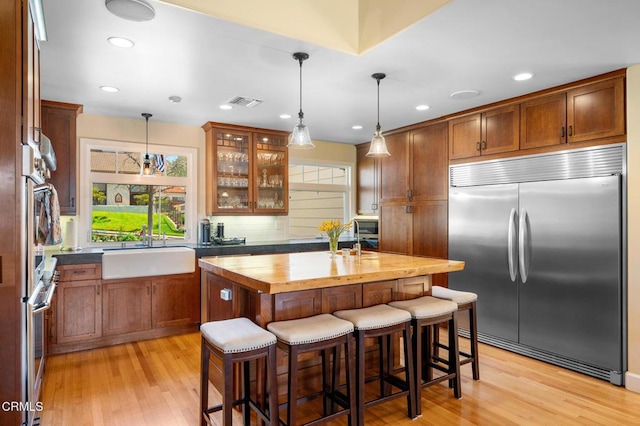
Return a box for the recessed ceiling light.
[100,85,119,93]
[219,105,232,110]
[513,72,533,81]
[279,114,292,119]
[168,96,181,103]
[352,125,363,130]
[416,105,430,111]
[107,36,134,48]
[105,0,156,22]
[450,90,480,100]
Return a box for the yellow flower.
[318,219,352,239]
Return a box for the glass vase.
[329,236,339,257]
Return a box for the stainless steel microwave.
[353,215,378,239]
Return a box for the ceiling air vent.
[227,96,263,108]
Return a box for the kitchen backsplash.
[208,215,289,242]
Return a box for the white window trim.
[78,137,198,247]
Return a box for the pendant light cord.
[376,77,381,130]
[298,56,304,119]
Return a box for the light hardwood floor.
[41,332,640,425]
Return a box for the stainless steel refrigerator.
[448,144,626,384]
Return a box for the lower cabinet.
[50,263,200,354]
[152,275,200,328]
[56,278,102,344]
[102,279,152,336]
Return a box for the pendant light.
[141,113,154,176]
[288,52,315,149]
[366,73,391,157]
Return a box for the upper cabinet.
[520,77,625,149]
[41,100,83,215]
[566,77,625,143]
[203,122,289,215]
[449,104,520,160]
[380,122,449,204]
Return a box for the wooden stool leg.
[267,345,279,426]
[200,338,209,426]
[448,314,462,399]
[222,353,234,425]
[412,319,423,416]
[287,345,299,426]
[356,331,366,426]
[243,360,251,426]
[424,323,433,382]
[403,322,417,420]
[469,302,480,380]
[345,334,357,426]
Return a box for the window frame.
[78,138,198,247]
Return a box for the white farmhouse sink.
[102,246,195,279]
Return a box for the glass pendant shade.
[289,115,314,149]
[142,154,153,176]
[366,73,391,157]
[367,127,390,157]
[288,52,315,149]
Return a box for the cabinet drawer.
[58,263,102,281]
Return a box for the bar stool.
[333,304,417,426]
[388,296,461,416]
[431,286,480,380]
[267,313,356,426]
[200,317,279,426]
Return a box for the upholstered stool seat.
[389,296,461,416]
[333,304,417,426]
[267,313,356,426]
[200,317,279,426]
[431,286,480,380]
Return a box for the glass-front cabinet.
[204,122,289,214]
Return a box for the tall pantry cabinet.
[0,1,40,424]
[377,122,449,287]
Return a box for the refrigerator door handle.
[508,207,518,282]
[519,208,529,283]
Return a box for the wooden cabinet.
[566,77,625,143]
[356,143,378,214]
[205,272,237,321]
[449,104,520,160]
[380,123,448,204]
[153,273,200,328]
[55,264,102,344]
[520,77,625,150]
[203,122,289,215]
[102,279,152,336]
[50,264,199,354]
[377,122,449,286]
[40,100,83,215]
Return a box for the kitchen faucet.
[352,219,361,256]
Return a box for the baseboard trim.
[625,372,640,393]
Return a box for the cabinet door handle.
[71,197,75,208]
[568,125,573,136]
[476,142,481,151]
[406,189,413,200]
[560,126,565,138]
[406,205,413,214]
[96,286,100,295]
[481,141,487,150]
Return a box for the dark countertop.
[51,238,357,265]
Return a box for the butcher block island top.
[198,251,465,294]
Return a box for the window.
[288,163,352,238]
[79,139,197,246]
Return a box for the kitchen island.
[199,251,465,324]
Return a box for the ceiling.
[40,0,640,145]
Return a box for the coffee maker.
[199,218,211,246]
